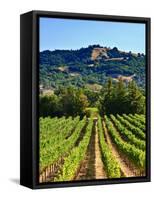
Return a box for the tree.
[59,87,89,117]
[127,81,145,114]
[39,94,61,117]
[83,89,100,107]
[99,78,145,115]
[101,77,115,114]
[113,77,128,114]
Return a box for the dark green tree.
[101,77,114,114]
[39,94,61,117]
[113,77,128,114]
[127,81,145,114]
[60,87,89,117]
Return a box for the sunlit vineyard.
[39,114,146,183]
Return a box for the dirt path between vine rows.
[75,120,107,180]
[102,120,140,177]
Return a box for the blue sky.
[39,17,145,54]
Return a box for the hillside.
[39,45,145,91]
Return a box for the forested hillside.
[40,45,145,90]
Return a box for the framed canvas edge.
[26,10,151,189]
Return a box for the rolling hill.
[39,45,145,90]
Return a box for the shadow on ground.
[9,178,20,185]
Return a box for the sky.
[39,17,145,54]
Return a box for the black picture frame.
[20,10,151,189]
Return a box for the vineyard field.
[39,114,146,183]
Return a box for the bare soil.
[75,121,106,180]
